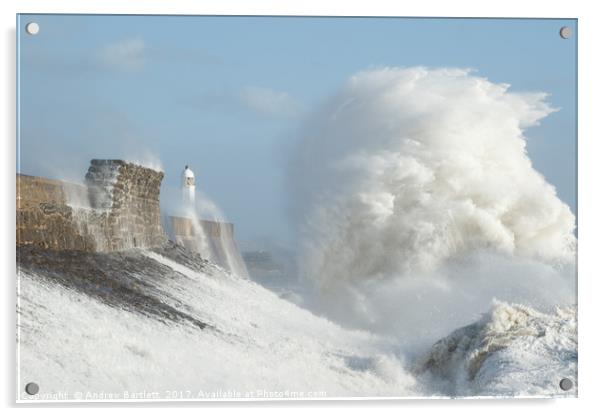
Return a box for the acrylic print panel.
[16,14,577,401]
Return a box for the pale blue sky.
[17,15,577,246]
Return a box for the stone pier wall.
[17,160,166,252]
[16,175,96,251]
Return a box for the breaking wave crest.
[293,67,576,344]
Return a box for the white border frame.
[3,1,601,414]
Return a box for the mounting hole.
[25,22,40,35]
[25,382,39,395]
[559,26,572,39]
[559,378,573,391]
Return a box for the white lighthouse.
[181,165,195,206]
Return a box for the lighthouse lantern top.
[182,165,195,187]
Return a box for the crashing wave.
[415,301,577,397]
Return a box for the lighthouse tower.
[181,165,195,206]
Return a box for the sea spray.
[162,185,249,278]
[193,191,249,278]
[184,204,212,258]
[292,67,576,346]
[63,174,113,251]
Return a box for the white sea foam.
[416,301,577,397]
[17,257,417,399]
[17,253,575,399]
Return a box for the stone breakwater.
[17,160,166,252]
